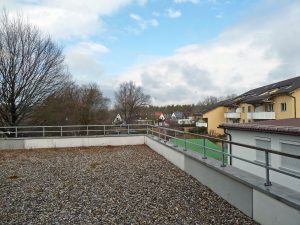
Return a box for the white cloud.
[130,13,142,21]
[108,2,300,105]
[129,14,159,32]
[1,0,140,39]
[166,8,182,18]
[65,42,110,83]
[174,0,201,4]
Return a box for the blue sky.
[2,0,300,105]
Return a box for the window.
[265,104,274,112]
[242,107,245,113]
[281,102,287,112]
[255,139,271,163]
[281,143,300,172]
[248,106,251,112]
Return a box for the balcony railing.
[247,111,275,120]
[224,112,241,119]
[196,122,207,127]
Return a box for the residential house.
[196,76,300,135]
[113,114,123,125]
[219,119,300,192]
[171,111,185,120]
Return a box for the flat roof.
[0,145,256,224]
[219,118,300,136]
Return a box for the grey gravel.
[0,145,258,225]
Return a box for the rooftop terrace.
[0,145,257,224]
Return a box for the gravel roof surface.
[0,145,258,225]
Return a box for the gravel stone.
[0,145,259,224]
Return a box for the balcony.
[196,121,208,127]
[224,112,241,119]
[247,112,275,120]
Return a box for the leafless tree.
[114,81,151,123]
[30,83,110,125]
[78,83,110,125]
[0,11,69,126]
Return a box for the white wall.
[229,130,300,191]
[0,136,145,150]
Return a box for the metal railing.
[0,124,299,186]
[147,125,300,186]
[0,124,148,138]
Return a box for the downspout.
[224,128,232,165]
[289,95,297,118]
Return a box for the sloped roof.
[195,76,300,115]
[238,76,300,104]
[172,111,185,119]
[219,118,300,136]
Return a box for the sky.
[1,0,300,105]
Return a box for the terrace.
[0,145,256,224]
[0,124,299,225]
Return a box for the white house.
[113,114,123,124]
[159,113,165,121]
[220,118,300,192]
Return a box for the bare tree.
[114,81,151,123]
[30,83,110,125]
[197,96,219,107]
[0,11,69,126]
[78,83,110,125]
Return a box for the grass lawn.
[170,138,228,163]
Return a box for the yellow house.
[198,76,300,135]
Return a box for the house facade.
[220,119,300,192]
[198,76,300,135]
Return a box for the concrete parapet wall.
[145,135,300,225]
[0,135,145,150]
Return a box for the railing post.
[159,127,161,139]
[264,151,272,186]
[184,132,187,151]
[60,126,63,137]
[174,131,177,147]
[87,126,89,136]
[128,125,130,135]
[202,138,207,159]
[43,127,45,137]
[221,141,226,167]
[146,125,149,135]
[15,127,18,138]
[152,126,153,136]
[104,125,106,136]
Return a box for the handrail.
[0,124,299,185]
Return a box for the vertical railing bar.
[174,130,178,147]
[184,132,187,151]
[264,151,272,186]
[202,138,207,159]
[43,127,45,137]
[60,126,63,137]
[221,141,226,167]
[104,125,106,136]
[15,127,18,138]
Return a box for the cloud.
[174,0,201,4]
[65,42,110,83]
[166,8,182,18]
[129,14,159,33]
[130,13,142,21]
[1,0,140,39]
[108,1,300,105]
